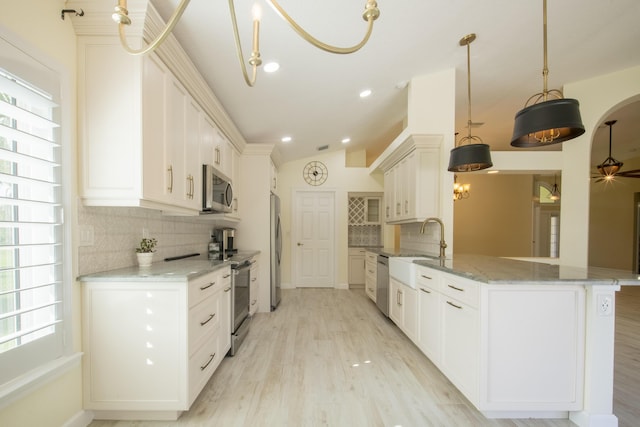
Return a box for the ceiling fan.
[592,120,640,183]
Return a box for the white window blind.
[0,63,64,384]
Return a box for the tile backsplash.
[348,224,382,247]
[77,204,216,276]
[399,222,442,256]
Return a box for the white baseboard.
[62,410,93,427]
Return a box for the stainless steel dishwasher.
[376,254,389,316]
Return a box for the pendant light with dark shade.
[510,0,585,148]
[448,33,492,172]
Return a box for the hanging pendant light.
[448,33,493,172]
[597,120,623,179]
[549,175,561,201]
[510,0,585,147]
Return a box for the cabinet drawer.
[188,292,221,355]
[365,251,377,263]
[440,273,479,308]
[188,331,221,404]
[416,266,440,288]
[189,271,220,307]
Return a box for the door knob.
[297,242,304,246]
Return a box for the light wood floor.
[90,287,639,427]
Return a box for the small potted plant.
[135,237,157,267]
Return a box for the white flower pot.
[136,252,154,267]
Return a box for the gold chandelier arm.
[266,0,379,54]
[113,0,192,56]
[228,0,260,87]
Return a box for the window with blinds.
[0,61,64,384]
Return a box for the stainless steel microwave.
[202,164,233,213]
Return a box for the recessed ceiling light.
[487,170,499,174]
[264,62,280,73]
[359,89,372,98]
[281,136,292,143]
[341,138,351,144]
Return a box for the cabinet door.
[249,260,259,315]
[219,268,232,354]
[365,197,381,224]
[166,77,187,204]
[404,152,416,217]
[389,278,403,326]
[441,297,479,402]
[403,286,418,342]
[418,285,440,363]
[142,54,168,203]
[384,169,394,222]
[394,161,406,220]
[184,98,201,209]
[348,254,366,285]
[200,114,216,166]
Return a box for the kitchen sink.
[389,257,428,288]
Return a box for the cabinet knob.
[297,242,304,246]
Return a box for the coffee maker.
[214,228,236,260]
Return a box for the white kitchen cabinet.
[411,264,586,417]
[81,266,231,420]
[249,257,259,316]
[348,248,366,286]
[416,266,441,364]
[440,289,479,402]
[364,251,377,302]
[380,143,441,224]
[389,277,418,342]
[78,37,209,215]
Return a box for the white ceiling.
[127,1,640,166]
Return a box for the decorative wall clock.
[303,161,328,186]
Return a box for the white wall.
[562,65,640,267]
[277,150,385,288]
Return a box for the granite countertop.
[365,248,640,286]
[78,250,260,282]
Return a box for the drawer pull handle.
[251,299,257,305]
[223,274,231,279]
[421,274,432,280]
[446,301,462,310]
[448,284,464,292]
[420,288,431,294]
[368,270,374,274]
[224,286,231,292]
[200,353,216,371]
[200,313,216,326]
[200,281,216,291]
[251,277,257,282]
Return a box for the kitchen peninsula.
[372,249,639,427]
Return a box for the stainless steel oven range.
[228,259,251,356]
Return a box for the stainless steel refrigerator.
[270,193,282,310]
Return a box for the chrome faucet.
[420,217,447,258]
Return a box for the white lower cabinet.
[249,257,259,316]
[82,266,232,420]
[364,251,377,302]
[389,277,418,342]
[412,264,586,417]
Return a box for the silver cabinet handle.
[200,281,215,290]
[251,277,257,282]
[200,313,216,326]
[224,286,231,292]
[404,200,408,214]
[420,288,431,294]
[446,301,462,309]
[200,353,216,371]
[386,206,390,218]
[421,274,432,280]
[398,289,402,306]
[190,175,194,198]
[448,284,464,292]
[251,299,257,306]
[167,165,173,193]
[223,274,231,279]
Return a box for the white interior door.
[293,191,335,287]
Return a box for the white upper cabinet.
[378,135,442,224]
